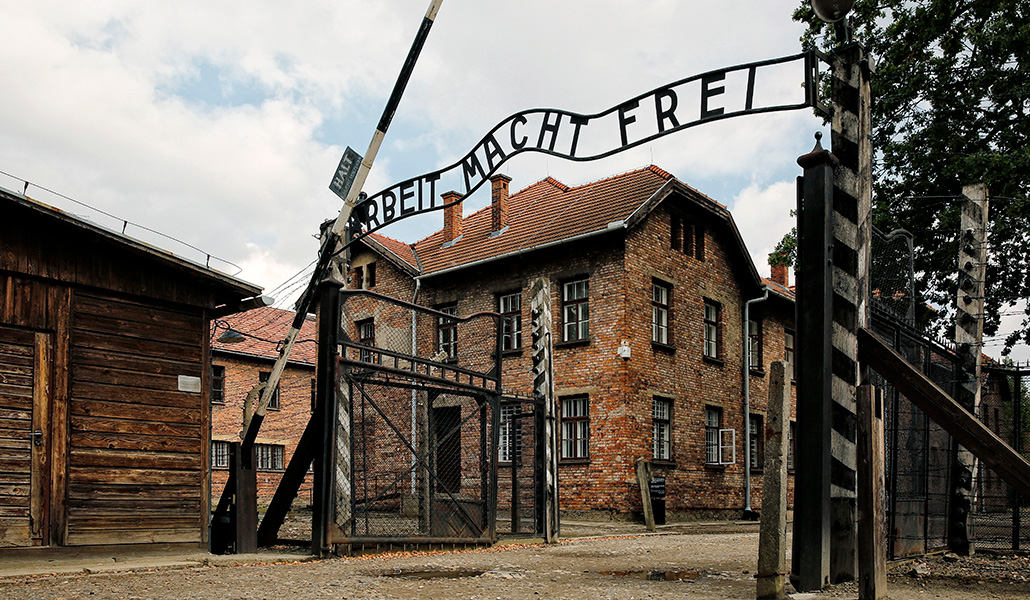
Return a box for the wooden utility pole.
[856,385,887,599]
[949,183,989,554]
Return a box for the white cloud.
[0,0,819,298]
[731,180,798,279]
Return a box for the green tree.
[768,210,797,268]
[790,0,1030,354]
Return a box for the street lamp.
[811,0,855,23]
[213,319,247,344]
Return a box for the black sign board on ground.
[650,477,666,525]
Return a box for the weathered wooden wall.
[0,274,211,547]
[1,200,232,309]
[66,291,207,545]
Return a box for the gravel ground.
[2,531,1028,600]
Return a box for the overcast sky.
[2,1,823,302]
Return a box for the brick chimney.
[442,190,463,240]
[490,174,511,232]
[771,264,789,287]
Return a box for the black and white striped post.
[793,0,874,591]
[827,38,873,584]
[530,277,559,543]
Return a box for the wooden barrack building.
[0,186,261,552]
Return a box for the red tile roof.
[355,165,759,292]
[367,232,419,272]
[211,306,317,365]
[414,165,675,275]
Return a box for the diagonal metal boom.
[213,3,445,531]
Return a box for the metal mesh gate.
[497,397,540,536]
[973,369,1029,551]
[868,219,1030,557]
[870,312,955,558]
[330,290,504,544]
[870,308,1030,556]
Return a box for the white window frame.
[703,300,720,359]
[499,292,522,351]
[652,397,672,461]
[652,281,670,345]
[560,395,589,460]
[562,279,590,342]
[749,414,764,470]
[499,403,522,464]
[255,443,284,471]
[718,428,736,465]
[211,440,230,469]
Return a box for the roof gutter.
[212,347,316,368]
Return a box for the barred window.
[787,421,796,471]
[653,397,672,461]
[705,406,722,465]
[499,292,522,351]
[499,403,523,464]
[357,318,376,363]
[704,406,735,465]
[749,414,764,470]
[560,396,589,460]
[562,279,590,342]
[255,444,284,471]
[211,440,230,469]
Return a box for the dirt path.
[2,532,1027,599]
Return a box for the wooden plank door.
[0,326,51,547]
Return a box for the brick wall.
[210,353,316,508]
[337,186,798,520]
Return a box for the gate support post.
[828,42,873,584]
[530,277,559,542]
[313,280,345,556]
[949,183,989,555]
[792,134,837,592]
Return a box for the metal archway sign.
[342,51,821,240]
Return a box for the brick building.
[209,306,317,508]
[346,165,797,520]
